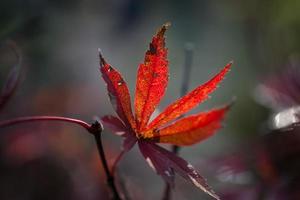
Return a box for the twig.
[109,149,132,200]
[0,116,91,130]
[115,170,132,200]
[162,185,171,200]
[91,120,121,200]
[111,150,126,176]
[161,43,194,200]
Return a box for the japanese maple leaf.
[100,23,232,200]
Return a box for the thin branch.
[110,149,133,200]
[162,185,172,200]
[162,43,194,200]
[111,150,126,176]
[0,116,91,131]
[117,172,132,200]
[179,43,194,98]
[91,121,121,200]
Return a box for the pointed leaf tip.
[100,57,136,130]
[98,48,106,67]
[225,61,233,70]
[164,22,171,27]
[157,22,171,36]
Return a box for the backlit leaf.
[100,54,136,130]
[145,62,232,131]
[155,105,230,146]
[134,23,170,131]
[100,23,233,198]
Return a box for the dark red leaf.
[138,141,220,199]
[101,115,127,136]
[101,115,137,151]
[138,141,175,186]
[100,53,136,130]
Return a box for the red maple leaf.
[100,23,232,200]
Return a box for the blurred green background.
[0,0,300,199]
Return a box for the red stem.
[0,116,91,131]
[111,150,126,176]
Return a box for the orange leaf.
[154,105,230,146]
[134,23,170,130]
[100,53,136,129]
[145,62,232,131]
